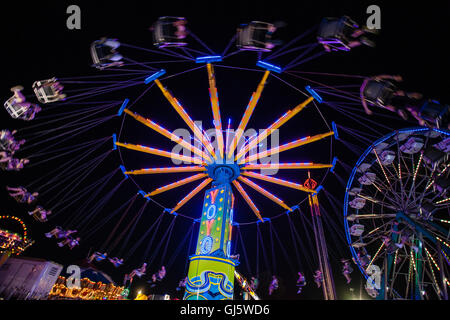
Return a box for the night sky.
[1,0,449,300]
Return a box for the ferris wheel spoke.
[146,173,209,196]
[206,63,225,159]
[235,96,314,162]
[242,131,334,164]
[231,180,263,222]
[115,141,204,165]
[170,178,213,213]
[241,171,315,193]
[123,108,212,162]
[227,70,271,160]
[153,78,217,160]
[237,176,291,211]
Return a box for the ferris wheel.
[344,127,450,300]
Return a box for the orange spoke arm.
[123,109,211,162]
[232,180,263,222]
[154,79,217,160]
[242,162,332,170]
[242,131,334,164]
[241,171,315,193]
[207,63,225,159]
[147,173,209,196]
[171,178,213,213]
[237,176,291,211]
[227,70,270,159]
[235,96,314,161]
[115,141,204,165]
[125,166,206,175]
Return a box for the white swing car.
[32,78,66,103]
[237,21,276,52]
[152,16,188,48]
[91,38,124,70]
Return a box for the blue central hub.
[206,163,241,185]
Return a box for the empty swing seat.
[350,224,365,237]
[317,16,359,51]
[349,197,366,210]
[363,79,397,107]
[400,137,424,154]
[419,100,450,128]
[237,21,276,52]
[358,172,377,185]
[379,150,396,166]
[152,16,188,48]
[91,38,124,70]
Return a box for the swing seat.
[420,100,450,128]
[32,78,66,103]
[423,146,446,165]
[4,96,29,119]
[349,197,366,210]
[379,150,396,166]
[237,21,276,52]
[358,172,377,185]
[349,224,365,236]
[357,163,372,173]
[434,137,450,153]
[400,137,424,154]
[317,16,359,51]
[91,38,124,70]
[152,16,188,48]
[363,79,396,107]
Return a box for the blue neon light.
[305,85,323,103]
[112,134,117,150]
[195,55,223,63]
[138,190,147,198]
[120,165,128,179]
[117,98,129,116]
[256,60,282,73]
[144,69,166,84]
[331,121,339,140]
[330,157,338,173]
[314,185,323,195]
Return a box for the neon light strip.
[154,78,217,160]
[241,171,315,193]
[125,166,206,175]
[115,141,204,165]
[123,109,211,162]
[148,173,209,196]
[117,98,129,116]
[144,69,166,84]
[171,178,213,213]
[235,96,314,161]
[365,242,385,272]
[207,63,224,159]
[242,162,332,170]
[424,247,440,271]
[243,131,334,164]
[232,180,263,222]
[373,149,391,186]
[413,152,423,182]
[237,176,291,211]
[227,70,271,159]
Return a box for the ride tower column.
[184,165,239,300]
